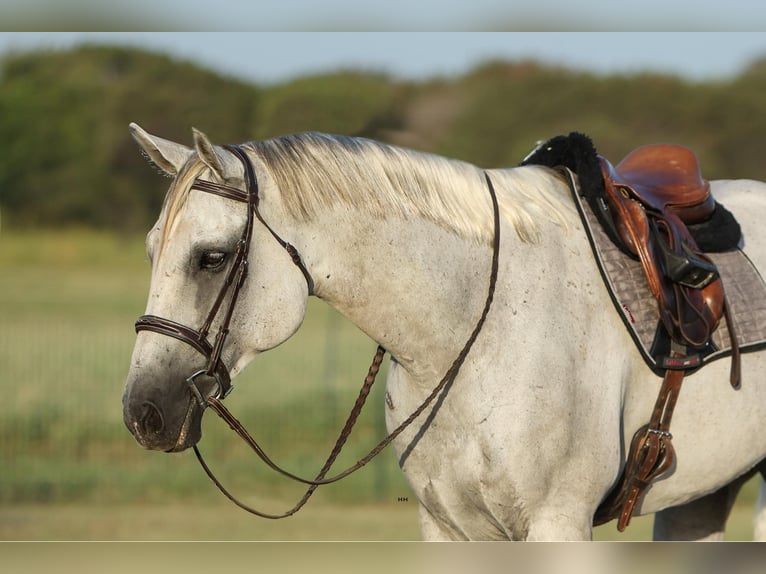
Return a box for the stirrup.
[651,219,718,289]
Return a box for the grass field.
[0,229,761,541]
[0,488,760,541]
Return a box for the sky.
[1,32,765,86]
[1,0,766,87]
[2,0,766,31]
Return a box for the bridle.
[135,144,501,518]
[135,145,312,405]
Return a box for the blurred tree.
[252,71,405,140]
[0,45,260,230]
[2,46,766,231]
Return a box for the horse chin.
[166,398,204,452]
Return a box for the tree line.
[2,44,766,231]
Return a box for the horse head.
[122,124,310,452]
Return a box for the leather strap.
[227,145,315,295]
[723,298,741,389]
[134,315,233,396]
[615,365,684,531]
[192,346,387,519]
[559,163,742,531]
[136,146,501,519]
[193,171,503,518]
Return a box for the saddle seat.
[605,143,715,224]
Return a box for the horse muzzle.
[122,368,217,452]
[125,315,237,452]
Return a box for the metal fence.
[0,305,408,505]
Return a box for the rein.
[136,145,501,518]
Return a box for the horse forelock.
[156,157,207,255]
[245,133,573,245]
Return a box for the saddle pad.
[563,169,766,375]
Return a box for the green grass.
[0,229,761,540]
[0,229,411,509]
[0,500,423,540]
[0,485,759,540]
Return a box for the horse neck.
[293,209,493,381]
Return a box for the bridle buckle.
[186,369,234,408]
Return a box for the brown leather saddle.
[600,144,724,350]
[595,144,741,530]
[521,135,742,531]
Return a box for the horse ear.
[129,122,193,176]
[192,128,228,181]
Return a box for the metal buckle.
[186,369,234,408]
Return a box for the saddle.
[599,145,743,530]
[598,144,743,530]
[521,134,742,532]
[600,144,723,350]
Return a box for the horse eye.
[199,251,227,271]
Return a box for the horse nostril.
[138,402,165,435]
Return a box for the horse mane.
[157,133,573,252]
[245,132,573,245]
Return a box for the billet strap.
[723,298,741,389]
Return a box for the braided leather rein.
[136,144,501,518]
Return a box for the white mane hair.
[245,133,574,245]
